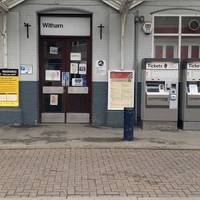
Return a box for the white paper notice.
[50,47,58,55]
[50,95,58,106]
[20,64,33,75]
[45,70,60,81]
[70,53,81,61]
[79,62,87,75]
[189,84,198,94]
[6,95,17,101]
[0,95,6,101]
[96,60,106,75]
[72,78,83,86]
[70,63,78,74]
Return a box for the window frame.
[152,14,200,59]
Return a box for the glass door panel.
[40,39,66,123]
[66,39,91,123]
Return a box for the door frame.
[38,14,93,123]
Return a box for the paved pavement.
[0,125,200,199]
[0,148,200,198]
[0,198,200,200]
[0,124,200,149]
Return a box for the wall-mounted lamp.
[24,23,31,39]
[97,24,104,40]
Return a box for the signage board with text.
[108,70,135,110]
[0,69,19,107]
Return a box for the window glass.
[154,36,178,58]
[182,17,200,34]
[155,46,163,58]
[166,46,174,59]
[154,16,179,34]
[181,46,188,59]
[192,46,199,58]
[182,36,200,59]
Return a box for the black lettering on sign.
[42,23,64,28]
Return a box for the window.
[153,16,200,59]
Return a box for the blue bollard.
[124,107,134,141]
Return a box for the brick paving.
[0,149,199,198]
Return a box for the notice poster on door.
[70,63,78,74]
[79,62,87,75]
[45,70,60,81]
[50,94,58,106]
[49,47,59,55]
[108,70,135,110]
[0,69,19,107]
[70,53,81,61]
[72,78,83,86]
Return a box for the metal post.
[124,107,134,141]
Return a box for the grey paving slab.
[138,198,200,200]
[0,149,200,198]
[68,197,137,200]
[0,125,200,149]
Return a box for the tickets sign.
[0,69,19,107]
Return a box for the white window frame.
[152,14,200,59]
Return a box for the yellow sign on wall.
[0,69,19,107]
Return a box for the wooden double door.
[39,37,91,123]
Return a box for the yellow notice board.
[0,69,19,107]
[108,70,135,110]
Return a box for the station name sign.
[146,62,179,70]
[187,62,200,69]
[42,23,64,29]
[40,16,91,36]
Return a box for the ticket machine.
[141,58,179,129]
[179,59,200,130]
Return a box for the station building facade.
[0,0,200,127]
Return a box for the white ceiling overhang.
[0,0,26,11]
[102,0,144,12]
[0,0,144,12]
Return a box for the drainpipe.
[0,1,8,69]
[134,10,139,124]
[2,14,7,68]
[120,0,133,70]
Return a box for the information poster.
[50,95,58,106]
[96,60,107,75]
[70,63,78,74]
[0,69,19,107]
[20,64,33,75]
[49,47,58,55]
[45,70,60,81]
[79,62,87,75]
[70,53,81,61]
[108,70,134,110]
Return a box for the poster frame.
[108,70,135,110]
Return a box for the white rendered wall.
[130,0,200,82]
[0,14,3,68]
[8,0,118,82]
